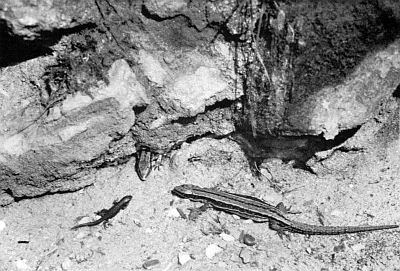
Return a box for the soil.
[1,138,399,271]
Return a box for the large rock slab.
[0,59,148,200]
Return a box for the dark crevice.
[3,184,93,203]
[171,115,197,126]
[133,105,148,115]
[205,98,236,112]
[231,125,362,172]
[185,132,221,144]
[324,125,361,148]
[393,84,400,98]
[141,4,202,32]
[207,21,247,43]
[0,21,97,67]
[172,99,237,125]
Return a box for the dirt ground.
[1,138,400,271]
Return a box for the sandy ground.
[1,138,400,271]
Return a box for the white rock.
[177,252,191,265]
[220,232,235,242]
[167,66,228,115]
[0,220,6,232]
[97,59,150,109]
[205,244,223,259]
[139,50,168,86]
[15,259,30,270]
[166,207,181,218]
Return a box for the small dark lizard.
[172,184,398,236]
[71,195,132,230]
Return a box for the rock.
[220,232,235,242]
[164,66,230,116]
[299,41,400,139]
[166,207,181,218]
[144,0,187,18]
[142,259,161,270]
[0,59,147,199]
[239,248,254,264]
[177,252,191,265]
[139,50,169,86]
[205,244,223,259]
[0,0,97,39]
[0,220,5,232]
[61,258,73,271]
[14,259,30,270]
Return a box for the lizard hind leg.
[269,219,291,240]
[102,220,112,229]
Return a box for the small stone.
[239,248,253,264]
[61,258,73,270]
[76,232,88,239]
[217,261,227,268]
[305,247,312,254]
[205,244,223,259]
[351,243,366,253]
[142,259,161,269]
[0,220,6,232]
[145,228,153,234]
[330,209,344,217]
[177,252,191,265]
[220,232,235,242]
[166,207,181,218]
[74,249,94,263]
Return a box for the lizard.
[71,195,132,230]
[172,184,398,235]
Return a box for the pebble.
[142,259,161,269]
[220,232,235,242]
[205,244,223,259]
[177,252,191,265]
[166,207,181,218]
[0,220,5,232]
[241,233,256,246]
[333,243,347,253]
